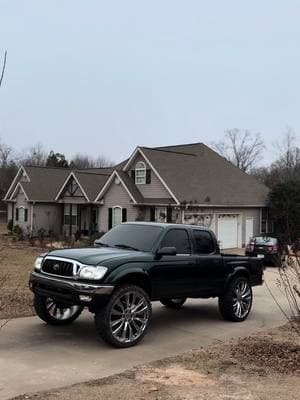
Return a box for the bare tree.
[213,129,265,172]
[0,138,13,168]
[0,50,7,89]
[252,128,300,187]
[19,143,47,166]
[272,127,300,181]
[70,153,114,169]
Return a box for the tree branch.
[0,50,7,89]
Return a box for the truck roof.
[121,221,213,232]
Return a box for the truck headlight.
[34,256,44,271]
[78,266,108,280]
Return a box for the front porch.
[62,203,99,237]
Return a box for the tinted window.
[193,230,215,254]
[160,229,191,254]
[97,224,163,252]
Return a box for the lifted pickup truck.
[29,222,264,348]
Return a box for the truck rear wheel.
[94,285,152,348]
[160,298,186,309]
[34,294,83,325]
[218,276,253,322]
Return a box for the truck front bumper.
[29,271,115,305]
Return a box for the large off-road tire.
[160,298,187,309]
[34,294,83,325]
[94,285,152,348]
[218,276,253,322]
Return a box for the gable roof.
[95,170,143,203]
[73,171,110,201]
[7,166,71,202]
[136,143,269,206]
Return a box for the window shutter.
[108,208,112,230]
[122,208,127,222]
[16,208,19,221]
[146,169,151,184]
[150,207,155,222]
[167,207,172,223]
[24,209,28,222]
[131,170,136,181]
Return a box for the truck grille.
[42,259,74,277]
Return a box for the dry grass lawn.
[0,228,45,319]
[11,323,300,400]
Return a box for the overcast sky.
[0,1,299,165]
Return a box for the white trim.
[122,147,180,205]
[9,182,29,201]
[4,166,29,200]
[122,147,142,171]
[55,172,90,201]
[95,171,137,204]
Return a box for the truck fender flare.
[223,267,250,292]
[111,268,152,294]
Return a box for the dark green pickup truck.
[29,222,264,347]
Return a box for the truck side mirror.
[156,246,177,257]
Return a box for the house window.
[155,207,167,222]
[135,161,146,185]
[64,204,77,226]
[112,206,122,227]
[16,207,28,222]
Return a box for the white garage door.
[218,215,238,249]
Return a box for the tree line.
[213,128,300,244]
[0,140,114,210]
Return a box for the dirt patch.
[11,323,300,400]
[231,336,300,374]
[0,236,45,319]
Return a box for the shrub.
[12,225,24,241]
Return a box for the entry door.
[245,217,254,244]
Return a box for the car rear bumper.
[29,271,115,305]
[245,252,280,265]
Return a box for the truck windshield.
[95,224,164,252]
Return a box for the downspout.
[30,202,35,233]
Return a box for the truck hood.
[46,247,144,266]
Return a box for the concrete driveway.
[0,269,289,399]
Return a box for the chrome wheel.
[232,281,252,319]
[45,298,81,321]
[110,290,150,344]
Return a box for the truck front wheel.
[218,277,253,322]
[34,294,83,325]
[94,285,152,348]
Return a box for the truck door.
[150,228,196,298]
[192,229,225,294]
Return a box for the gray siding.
[128,153,172,199]
[33,204,62,235]
[99,180,138,232]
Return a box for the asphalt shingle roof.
[21,167,70,201]
[140,143,269,206]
